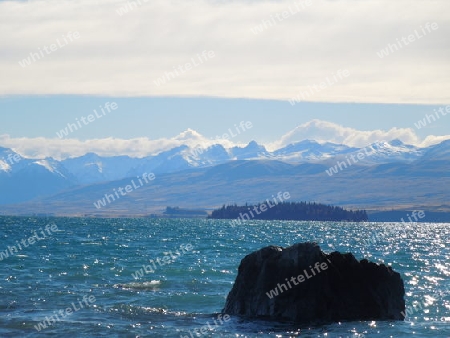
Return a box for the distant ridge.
[0,140,449,215]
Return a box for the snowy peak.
[358,140,423,163]
[77,152,102,161]
[173,144,222,168]
[231,141,270,160]
[273,140,357,162]
[246,140,264,149]
[0,147,28,173]
[1,139,450,188]
[0,147,73,178]
[1,139,450,207]
[34,158,68,178]
[62,153,141,184]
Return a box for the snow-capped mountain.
[128,145,198,175]
[1,147,72,179]
[62,153,141,185]
[231,141,271,160]
[0,147,29,174]
[33,158,73,179]
[273,140,358,162]
[0,139,444,181]
[1,138,449,205]
[183,144,232,167]
[341,139,424,164]
[0,151,77,205]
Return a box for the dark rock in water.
[223,242,405,323]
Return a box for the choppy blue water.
[0,217,449,337]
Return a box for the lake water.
[0,217,449,337]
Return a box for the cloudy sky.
[0,0,449,158]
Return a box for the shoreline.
[0,213,450,223]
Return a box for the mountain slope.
[1,139,449,207]
[62,153,141,184]
[1,157,448,216]
[273,140,358,162]
[0,159,77,204]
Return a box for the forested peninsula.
[209,201,368,222]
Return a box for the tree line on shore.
[209,201,368,222]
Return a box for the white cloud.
[0,0,449,104]
[270,119,450,149]
[421,134,450,147]
[1,120,449,159]
[0,129,235,160]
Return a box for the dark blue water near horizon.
[0,217,449,337]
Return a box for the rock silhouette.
[223,242,405,323]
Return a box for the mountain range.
[0,137,449,217]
